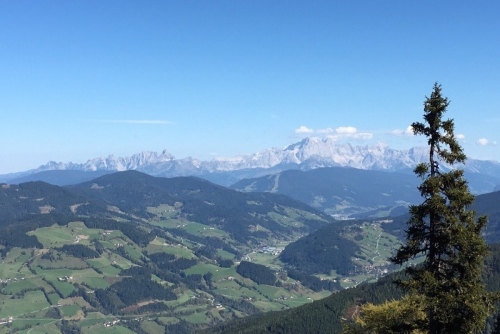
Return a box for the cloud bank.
[477,138,497,146]
[294,125,373,140]
[391,125,414,136]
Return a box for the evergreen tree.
[342,294,427,334]
[391,83,496,333]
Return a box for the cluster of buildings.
[103,319,120,327]
[258,246,284,255]
[0,277,24,284]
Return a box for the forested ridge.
[203,244,500,334]
[279,221,359,276]
[0,163,499,333]
[0,171,342,333]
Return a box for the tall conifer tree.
[391,83,495,333]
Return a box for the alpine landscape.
[1,135,500,333]
[2,2,500,334]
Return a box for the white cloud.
[317,127,334,134]
[295,125,372,140]
[391,125,414,136]
[477,138,489,146]
[295,126,314,134]
[335,126,357,135]
[477,138,498,146]
[456,133,465,140]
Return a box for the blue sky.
[1,1,499,174]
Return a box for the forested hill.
[72,170,331,219]
[279,221,359,276]
[231,167,422,216]
[0,171,334,249]
[203,244,500,334]
[0,171,347,333]
[380,190,500,244]
[231,168,500,218]
[276,190,500,279]
[70,170,334,242]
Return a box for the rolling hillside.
[1,171,498,333]
[0,171,343,333]
[231,167,423,217]
[70,171,333,243]
[203,244,500,334]
[277,190,500,281]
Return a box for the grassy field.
[77,312,107,327]
[0,248,28,279]
[183,222,230,238]
[343,221,401,272]
[33,255,89,270]
[5,319,60,334]
[46,292,60,304]
[60,304,81,317]
[216,248,235,260]
[48,279,75,298]
[0,290,50,318]
[184,263,220,276]
[140,319,165,334]
[32,267,73,279]
[81,325,136,334]
[122,245,143,261]
[148,218,186,229]
[80,276,110,289]
[2,279,37,294]
[215,282,261,300]
[87,257,110,269]
[210,266,237,281]
[98,265,122,277]
[28,225,76,247]
[152,244,195,259]
[0,215,397,334]
[181,310,211,324]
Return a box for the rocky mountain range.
[35,138,431,173]
[3,137,500,191]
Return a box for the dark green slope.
[1,171,334,247]
[380,190,500,244]
[0,180,142,253]
[231,167,422,216]
[0,181,98,223]
[203,271,405,334]
[204,244,500,334]
[472,190,500,243]
[70,170,334,243]
[2,171,331,252]
[279,220,359,276]
[276,190,500,291]
[0,171,350,333]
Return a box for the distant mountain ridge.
[3,137,500,190]
[34,138,430,173]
